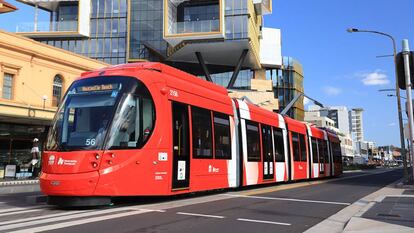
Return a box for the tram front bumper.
[40,171,99,196]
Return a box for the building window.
[192,106,213,158]
[213,112,231,159]
[2,73,13,100]
[246,120,261,161]
[52,75,63,106]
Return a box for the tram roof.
[80,62,229,96]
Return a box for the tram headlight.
[92,162,98,168]
[95,154,100,160]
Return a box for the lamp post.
[42,95,48,109]
[347,28,408,181]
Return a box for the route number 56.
[86,138,96,146]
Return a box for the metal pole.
[347,28,408,181]
[402,39,414,181]
[34,4,38,32]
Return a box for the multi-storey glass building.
[15,0,280,90]
[265,56,305,120]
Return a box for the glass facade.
[224,0,249,40]
[129,0,167,61]
[266,57,305,120]
[32,0,255,87]
[37,0,127,65]
[199,69,253,89]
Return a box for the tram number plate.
[169,90,179,97]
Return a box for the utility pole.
[402,39,414,181]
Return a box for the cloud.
[322,86,342,96]
[356,70,390,86]
[388,122,396,127]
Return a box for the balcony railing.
[16,20,78,33]
[170,19,219,35]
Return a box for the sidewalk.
[305,179,414,233]
[0,178,39,186]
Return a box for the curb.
[0,179,39,186]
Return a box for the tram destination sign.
[77,83,120,92]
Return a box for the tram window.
[323,140,329,162]
[311,137,318,163]
[107,95,137,148]
[246,120,261,162]
[299,133,307,161]
[333,142,342,163]
[273,127,285,162]
[214,112,231,159]
[262,125,272,160]
[141,97,154,143]
[192,107,213,158]
[318,139,325,163]
[292,132,300,161]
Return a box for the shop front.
[0,123,48,179]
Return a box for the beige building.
[0,30,107,172]
[304,111,336,129]
[228,79,278,112]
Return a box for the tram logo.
[208,165,219,173]
[57,158,77,166]
[48,155,56,165]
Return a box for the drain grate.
[377,213,401,218]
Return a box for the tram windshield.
[46,76,155,151]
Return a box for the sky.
[265,0,414,146]
[1,0,414,146]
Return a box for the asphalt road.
[0,168,403,233]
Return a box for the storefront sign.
[5,165,16,178]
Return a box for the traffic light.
[396,51,414,90]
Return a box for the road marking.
[236,169,398,196]
[237,218,291,226]
[0,208,44,217]
[8,209,153,233]
[139,209,166,213]
[224,194,351,206]
[0,206,154,231]
[177,212,225,219]
[0,210,92,227]
[0,206,45,214]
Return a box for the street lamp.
[42,95,48,109]
[347,28,408,181]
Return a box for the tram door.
[262,125,274,180]
[172,102,190,189]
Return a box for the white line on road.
[0,206,153,231]
[8,209,153,233]
[177,212,225,219]
[224,194,351,206]
[237,218,291,226]
[139,209,166,213]
[0,210,92,227]
[0,206,45,214]
[0,208,43,217]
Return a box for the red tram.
[40,63,342,206]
